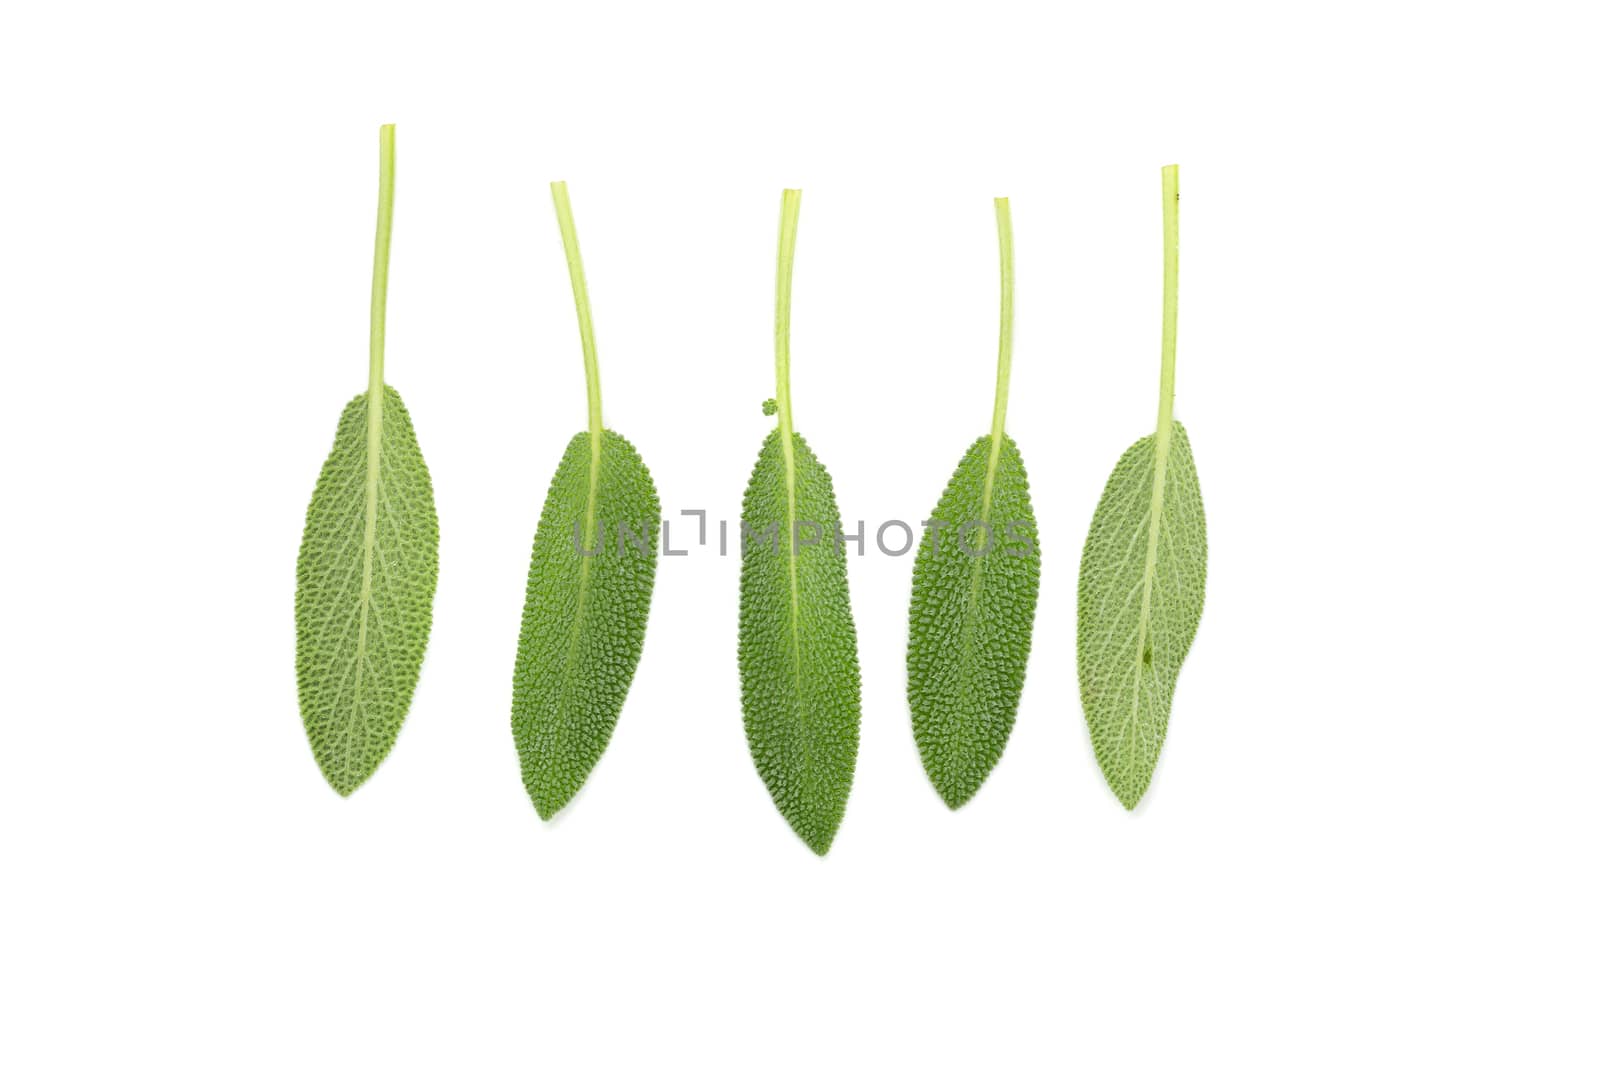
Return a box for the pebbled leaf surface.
[739,428,861,854]
[908,434,1040,808]
[296,386,439,795]
[1077,420,1207,808]
[513,430,660,819]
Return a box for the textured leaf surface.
[296,386,439,795]
[513,430,660,818]
[908,434,1040,808]
[1077,420,1206,808]
[739,428,861,854]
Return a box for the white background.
[1,2,1595,1063]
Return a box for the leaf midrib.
[340,386,383,781]
[556,432,604,727]
[944,436,1003,780]
[1127,427,1171,752]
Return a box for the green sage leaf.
[511,182,661,819]
[739,189,862,855]
[295,125,439,796]
[907,198,1040,809]
[1077,165,1208,809]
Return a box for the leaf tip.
[1113,781,1146,811]
[793,817,839,856]
[941,791,973,812]
[529,789,567,822]
[325,769,365,798]
[931,776,975,811]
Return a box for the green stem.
[989,197,1014,442]
[774,189,801,439]
[551,181,603,441]
[1156,164,1179,434]
[977,196,1016,543]
[368,124,396,397]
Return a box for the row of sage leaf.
[292,127,1208,853]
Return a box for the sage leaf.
[907,198,1040,809]
[1077,165,1208,809]
[295,125,439,796]
[512,182,661,820]
[739,189,862,855]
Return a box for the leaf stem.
[369,124,396,397]
[774,189,801,439]
[1157,164,1179,435]
[551,181,603,441]
[989,197,1014,442]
